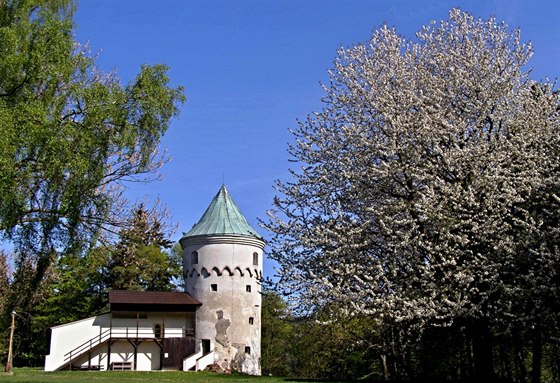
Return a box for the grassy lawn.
[0,369,303,383]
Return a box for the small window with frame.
[246,285,251,292]
[245,346,251,354]
[249,317,254,325]
[191,251,199,264]
[252,252,258,266]
[154,324,162,338]
[211,284,217,292]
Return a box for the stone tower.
[179,185,264,375]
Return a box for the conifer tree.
[106,203,179,291]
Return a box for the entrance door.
[162,338,196,370]
[202,339,211,354]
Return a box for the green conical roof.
[184,185,261,238]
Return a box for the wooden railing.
[64,329,111,364]
[63,327,195,366]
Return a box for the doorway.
[202,339,211,355]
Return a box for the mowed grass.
[0,368,308,383]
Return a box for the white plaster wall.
[181,235,264,375]
[109,341,161,371]
[111,313,192,338]
[68,345,108,370]
[45,314,110,371]
[109,341,135,366]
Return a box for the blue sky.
[74,0,559,279]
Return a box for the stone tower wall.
[180,235,264,375]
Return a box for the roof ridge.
[222,186,234,233]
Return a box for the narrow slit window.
[249,317,254,325]
[211,284,217,292]
[245,346,251,354]
[252,252,258,266]
[191,251,198,264]
[246,285,251,292]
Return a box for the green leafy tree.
[36,251,107,324]
[261,290,382,379]
[261,290,295,376]
[2,202,180,366]
[291,306,383,380]
[3,251,57,366]
[169,242,185,290]
[0,0,184,367]
[0,0,185,291]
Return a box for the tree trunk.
[389,326,400,380]
[380,354,389,381]
[513,326,527,383]
[471,319,494,383]
[498,341,512,382]
[531,329,542,383]
[464,327,474,381]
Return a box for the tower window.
[191,251,198,264]
[253,252,258,266]
[246,285,251,292]
[211,284,217,292]
[245,346,251,354]
[249,317,254,325]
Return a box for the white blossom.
[264,8,559,336]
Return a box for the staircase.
[53,326,195,371]
[62,329,111,370]
[183,340,215,371]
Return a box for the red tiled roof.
[109,290,201,306]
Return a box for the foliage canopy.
[265,8,559,382]
[0,0,185,261]
[0,0,185,367]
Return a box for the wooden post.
[135,312,139,371]
[4,311,15,373]
[99,327,102,367]
[160,345,164,371]
[127,339,138,371]
[161,314,165,371]
[108,312,112,370]
[107,340,111,370]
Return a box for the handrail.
[64,329,111,363]
[63,327,195,365]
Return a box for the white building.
[44,291,201,371]
[44,185,264,374]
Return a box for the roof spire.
[184,185,261,238]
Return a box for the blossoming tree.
[265,9,559,382]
